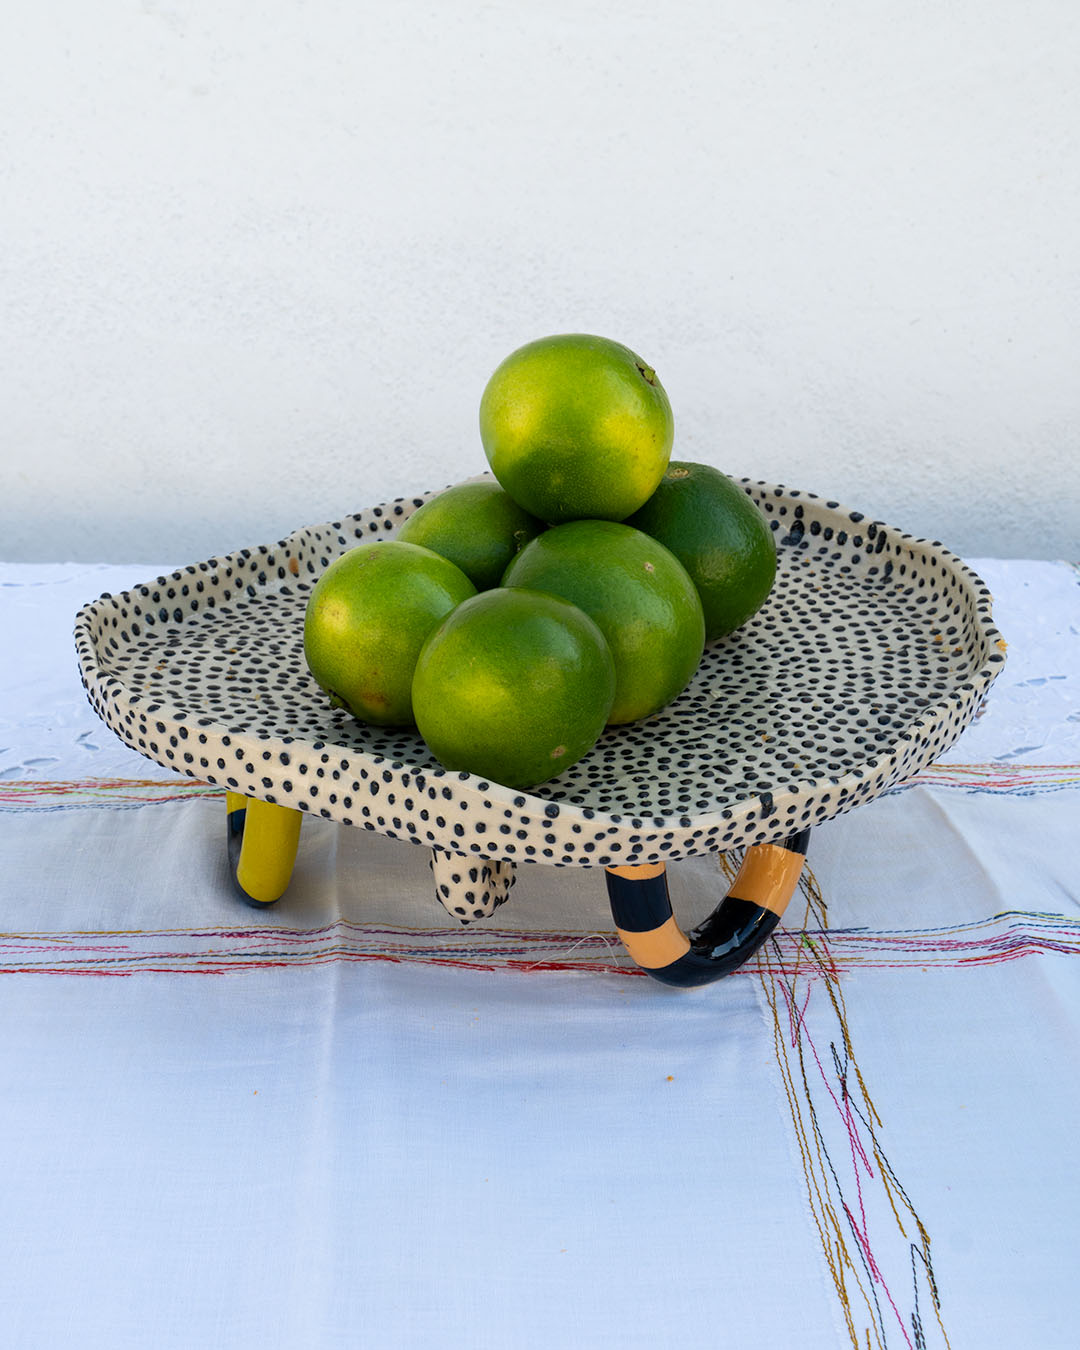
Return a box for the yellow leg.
[226,792,302,906]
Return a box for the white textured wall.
[3,1,1078,563]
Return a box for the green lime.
[479,333,674,524]
[396,480,544,590]
[626,461,777,640]
[501,519,705,725]
[303,540,476,727]
[412,588,615,789]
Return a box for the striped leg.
[605,830,810,987]
[226,793,303,907]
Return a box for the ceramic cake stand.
[75,478,1005,987]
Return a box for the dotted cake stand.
[75,479,1006,987]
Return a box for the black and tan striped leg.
[226,793,303,908]
[605,830,811,987]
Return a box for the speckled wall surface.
[3,2,1078,563]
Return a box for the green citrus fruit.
[625,461,777,641]
[501,520,705,725]
[395,480,545,590]
[479,333,674,524]
[412,588,615,790]
[303,540,476,727]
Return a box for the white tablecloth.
[2,558,1078,1348]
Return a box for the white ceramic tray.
[75,479,1005,871]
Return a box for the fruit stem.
[636,363,656,386]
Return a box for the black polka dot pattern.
[73,480,1006,888]
[430,847,517,922]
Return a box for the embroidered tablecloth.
[2,558,1078,1348]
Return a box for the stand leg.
[226,793,303,907]
[605,830,811,987]
[430,847,517,923]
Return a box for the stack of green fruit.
[303,333,777,790]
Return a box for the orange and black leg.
[226,793,303,908]
[605,830,810,986]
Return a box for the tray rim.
[74,477,1007,863]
